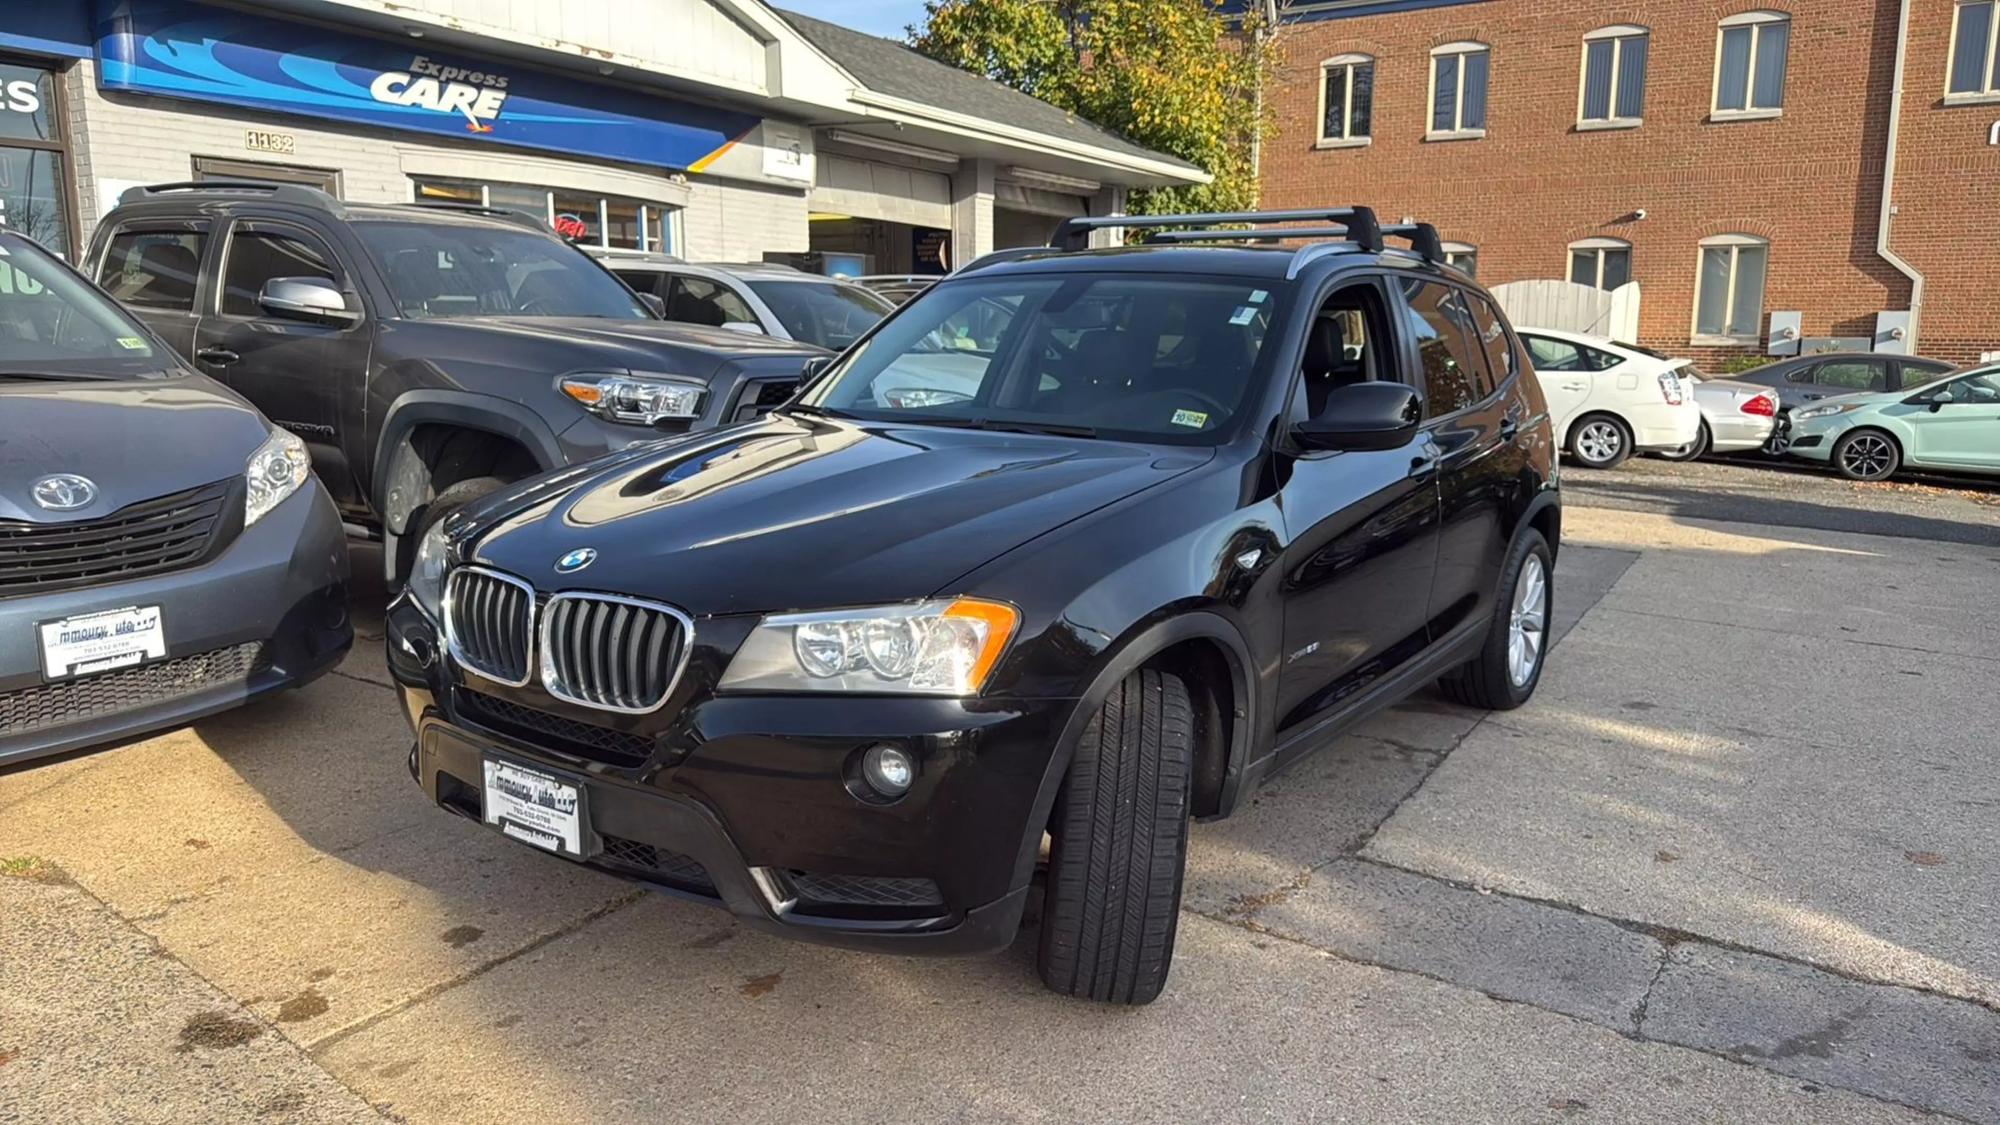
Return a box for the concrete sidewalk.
[1,506,1992,1123]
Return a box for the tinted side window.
[221,229,338,317]
[1814,359,1887,392]
[1465,294,1517,392]
[1400,279,1485,417]
[665,275,755,328]
[99,229,205,312]
[614,270,663,297]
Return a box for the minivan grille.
[0,480,232,598]
[540,593,689,713]
[444,567,535,686]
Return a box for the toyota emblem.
[31,474,98,512]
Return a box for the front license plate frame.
[37,605,167,682]
[482,757,589,859]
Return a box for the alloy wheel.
[1839,433,1895,479]
[1507,555,1547,687]
[1576,421,1623,466]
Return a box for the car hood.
[402,317,825,362]
[468,414,1212,615]
[0,374,266,523]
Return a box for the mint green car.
[1788,365,2000,480]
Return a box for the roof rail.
[401,200,556,234]
[1141,225,1362,246]
[1049,207,1383,253]
[117,180,343,213]
[1381,222,1445,264]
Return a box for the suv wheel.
[1570,414,1632,469]
[412,477,507,556]
[1439,528,1552,711]
[1037,666,1192,1005]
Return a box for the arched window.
[1713,11,1790,117]
[1693,234,1770,343]
[1568,237,1631,289]
[1579,25,1648,126]
[1441,241,1478,277]
[1318,54,1376,144]
[1428,42,1490,138]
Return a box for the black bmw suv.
[386,209,1561,1004]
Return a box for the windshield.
[0,234,176,379]
[745,279,892,350]
[355,221,649,320]
[803,272,1281,443]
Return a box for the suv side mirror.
[638,292,665,317]
[1295,382,1423,452]
[800,356,833,387]
[720,321,765,335]
[259,277,359,326]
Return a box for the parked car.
[1517,327,1701,468]
[851,275,936,306]
[1719,351,1956,453]
[1788,364,2000,480]
[386,207,1562,1005]
[1655,374,1780,462]
[594,252,895,351]
[0,230,351,768]
[86,181,821,583]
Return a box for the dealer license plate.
[38,605,166,681]
[483,758,584,857]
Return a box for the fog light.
[862,744,915,797]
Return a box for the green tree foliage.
[912,0,1274,217]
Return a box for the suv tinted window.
[665,275,756,328]
[1400,279,1486,416]
[1469,296,1518,388]
[99,229,204,312]
[221,228,338,317]
[1813,359,1888,392]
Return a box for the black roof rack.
[1382,222,1446,264]
[118,180,343,213]
[1049,207,1384,253]
[401,200,555,234]
[1140,225,1365,246]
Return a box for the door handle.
[195,346,240,367]
[1561,382,1588,392]
[1408,449,1440,480]
[1498,417,1521,441]
[1802,392,1824,400]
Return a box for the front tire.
[1570,414,1633,469]
[1439,528,1552,711]
[393,476,508,585]
[1832,429,1901,481]
[1656,421,1711,462]
[1038,667,1193,1005]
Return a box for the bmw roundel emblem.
[555,547,597,574]
[31,474,98,512]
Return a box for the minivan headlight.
[245,428,311,526]
[558,372,704,426]
[718,598,1019,696]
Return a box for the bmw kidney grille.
[538,592,692,713]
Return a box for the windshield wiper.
[782,402,858,420]
[0,370,121,381]
[920,417,1098,438]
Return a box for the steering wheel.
[519,297,559,317]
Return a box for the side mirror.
[799,356,833,387]
[1294,382,1423,452]
[638,292,665,317]
[720,321,765,335]
[258,277,359,326]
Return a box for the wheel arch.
[1564,408,1631,452]
[372,391,565,534]
[1001,611,1258,898]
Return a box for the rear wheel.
[1656,421,1711,462]
[1832,429,1900,481]
[1439,528,1552,711]
[1038,667,1192,1006]
[1570,414,1632,469]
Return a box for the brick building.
[1257,0,2000,364]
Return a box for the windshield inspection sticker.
[1171,409,1210,428]
[1249,289,1269,304]
[116,337,149,350]
[1229,306,1258,326]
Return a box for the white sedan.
[1519,327,1703,469]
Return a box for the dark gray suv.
[0,231,351,768]
[86,182,822,582]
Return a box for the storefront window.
[412,177,676,254]
[0,61,71,258]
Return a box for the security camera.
[1633,208,1648,221]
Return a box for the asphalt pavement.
[1,462,1995,1123]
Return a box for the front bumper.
[387,598,1065,955]
[0,481,352,768]
[1785,414,1841,461]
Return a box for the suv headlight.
[245,428,311,526]
[1794,402,1863,421]
[718,598,1019,696]
[558,372,704,426]
[406,520,452,620]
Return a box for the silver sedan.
[1656,376,1781,461]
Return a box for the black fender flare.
[371,390,565,535]
[1001,611,1259,898]
[1516,487,1563,557]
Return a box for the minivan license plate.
[38,605,166,681]
[483,759,583,857]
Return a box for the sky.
[780,0,930,39]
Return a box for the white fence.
[1490,279,1641,344]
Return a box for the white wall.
[683,178,808,260]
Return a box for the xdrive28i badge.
[31,474,98,512]
[555,548,597,574]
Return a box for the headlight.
[718,598,1020,696]
[245,429,311,526]
[558,372,704,426]
[1794,402,1863,421]
[406,520,452,620]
